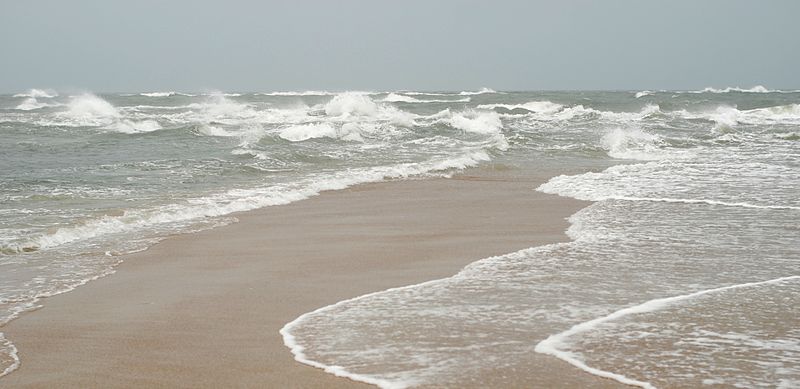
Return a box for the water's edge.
[0,168,477,380]
[280,168,602,389]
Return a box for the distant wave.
[13,89,58,99]
[140,91,195,97]
[382,93,470,103]
[459,87,497,95]
[397,91,452,96]
[685,85,799,94]
[681,104,800,128]
[478,101,563,113]
[448,110,503,134]
[278,123,364,143]
[256,91,338,96]
[201,92,242,97]
[15,98,61,111]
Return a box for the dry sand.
[0,166,624,388]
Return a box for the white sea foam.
[14,97,59,111]
[278,123,362,142]
[538,170,800,210]
[140,91,193,97]
[601,127,665,160]
[383,93,470,103]
[280,279,444,389]
[141,91,175,97]
[256,91,337,96]
[382,93,420,103]
[324,92,380,117]
[107,119,162,134]
[190,93,257,121]
[197,124,236,137]
[534,276,800,389]
[509,104,661,123]
[681,104,800,127]
[688,85,772,94]
[21,151,492,253]
[13,89,58,98]
[448,110,503,134]
[397,91,451,96]
[459,87,497,95]
[54,93,121,126]
[477,101,563,113]
[199,92,242,97]
[0,333,19,378]
[634,90,654,98]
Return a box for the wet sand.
[0,166,623,388]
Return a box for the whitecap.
[257,91,337,96]
[139,91,192,97]
[382,93,420,103]
[601,127,665,160]
[278,123,363,142]
[477,101,563,113]
[458,87,497,95]
[687,85,773,94]
[383,93,470,104]
[107,119,162,134]
[324,92,380,117]
[15,98,58,111]
[13,89,58,99]
[448,110,503,134]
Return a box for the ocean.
[1,87,798,387]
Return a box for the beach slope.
[1,167,617,388]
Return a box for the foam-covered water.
[1,88,798,385]
[276,89,796,388]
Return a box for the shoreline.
[0,165,620,388]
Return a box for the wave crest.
[448,110,503,134]
[325,93,379,117]
[13,89,58,98]
[459,87,497,95]
[601,128,665,160]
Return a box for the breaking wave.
[256,91,338,96]
[601,127,665,160]
[459,87,497,95]
[278,123,363,142]
[13,89,58,98]
[15,98,59,111]
[382,93,470,103]
[478,101,563,113]
[140,91,194,97]
[8,152,492,254]
[448,110,503,134]
[688,85,777,94]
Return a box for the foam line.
[280,278,448,389]
[279,245,539,388]
[534,275,800,389]
[609,196,800,211]
[0,334,19,378]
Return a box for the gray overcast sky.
[1,0,798,93]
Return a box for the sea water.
[1,88,798,386]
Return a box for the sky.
[1,0,798,93]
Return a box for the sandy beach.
[0,166,623,388]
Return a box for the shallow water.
[1,87,799,385]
